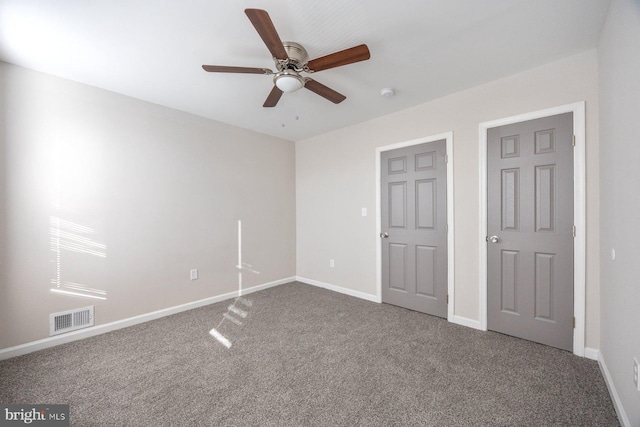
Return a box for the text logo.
[1,405,69,426]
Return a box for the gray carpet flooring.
[0,282,618,426]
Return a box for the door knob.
[380,232,389,238]
[489,235,500,243]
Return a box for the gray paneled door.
[487,113,574,351]
[381,140,447,318]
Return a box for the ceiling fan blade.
[202,65,273,74]
[263,86,284,107]
[304,79,346,104]
[306,44,370,72]
[245,9,288,61]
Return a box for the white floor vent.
[50,306,95,336]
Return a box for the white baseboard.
[0,277,295,361]
[452,315,483,330]
[597,351,631,427]
[295,278,482,331]
[584,347,599,361]
[296,276,380,303]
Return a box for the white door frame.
[376,132,455,322]
[478,102,586,356]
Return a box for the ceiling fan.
[202,8,370,107]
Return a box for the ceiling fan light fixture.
[274,70,305,93]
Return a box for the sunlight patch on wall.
[50,208,108,300]
[49,134,108,301]
[50,216,106,258]
[50,283,107,301]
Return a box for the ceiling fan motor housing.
[280,41,309,71]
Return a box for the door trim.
[478,102,586,356]
[376,132,455,321]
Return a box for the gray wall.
[0,62,296,349]
[598,0,640,424]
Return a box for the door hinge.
[446,224,449,234]
[572,135,576,147]
[573,317,576,328]
[572,225,576,237]
[445,154,449,164]
[446,295,449,304]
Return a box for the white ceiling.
[0,0,611,141]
